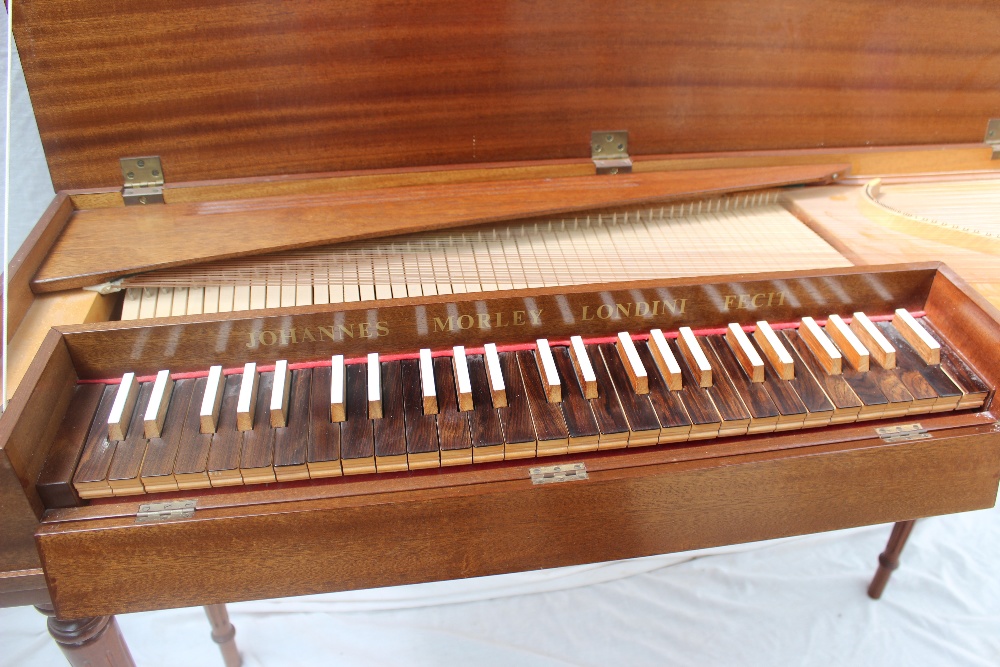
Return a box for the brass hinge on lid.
[986,120,1000,160]
[135,499,196,523]
[591,131,632,175]
[120,156,165,205]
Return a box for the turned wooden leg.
[35,603,136,667]
[204,604,242,667]
[867,519,916,599]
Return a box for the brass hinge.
[120,156,165,205]
[987,120,1000,160]
[529,462,589,485]
[136,499,196,523]
[591,131,632,175]
[876,423,930,443]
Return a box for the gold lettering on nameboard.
[722,292,787,311]
[246,322,389,348]
[581,299,687,321]
[432,310,543,332]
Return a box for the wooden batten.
[0,195,75,348]
[33,165,845,292]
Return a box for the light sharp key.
[534,339,562,403]
[569,335,598,398]
[270,359,291,427]
[648,329,682,391]
[419,348,438,415]
[330,355,346,422]
[483,343,507,408]
[799,317,842,375]
[368,352,383,419]
[726,323,765,383]
[892,308,940,365]
[108,372,139,441]
[826,314,870,372]
[143,369,174,438]
[453,346,474,412]
[850,312,896,369]
[200,365,225,434]
[236,362,259,431]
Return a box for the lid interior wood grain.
[14,0,1000,191]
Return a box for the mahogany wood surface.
[51,265,938,380]
[33,165,844,292]
[7,263,1000,618]
[35,603,136,667]
[0,195,73,347]
[12,1,1000,191]
[867,520,917,600]
[36,384,104,508]
[35,429,1000,619]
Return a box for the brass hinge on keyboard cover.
[529,463,589,485]
[876,424,930,444]
[987,119,1000,160]
[135,500,196,523]
[121,156,165,205]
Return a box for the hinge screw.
[137,159,146,167]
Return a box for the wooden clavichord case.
[4,1,1000,619]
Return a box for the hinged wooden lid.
[14,1,1000,192]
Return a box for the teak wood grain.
[33,165,843,291]
[12,1,1000,191]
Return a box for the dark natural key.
[273,369,312,482]
[496,351,537,460]
[139,378,196,493]
[922,319,992,409]
[551,345,600,453]
[341,362,376,474]
[240,371,277,484]
[635,342,692,443]
[402,359,441,469]
[173,377,217,490]
[783,330,862,425]
[667,338,722,440]
[308,366,343,478]
[374,360,408,473]
[707,335,779,434]
[517,349,568,456]
[207,374,246,487]
[105,381,154,496]
[877,321,962,412]
[467,354,505,463]
[599,343,661,446]
[745,336,808,431]
[698,338,752,437]
[73,384,130,499]
[435,357,472,466]
[585,344,630,449]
